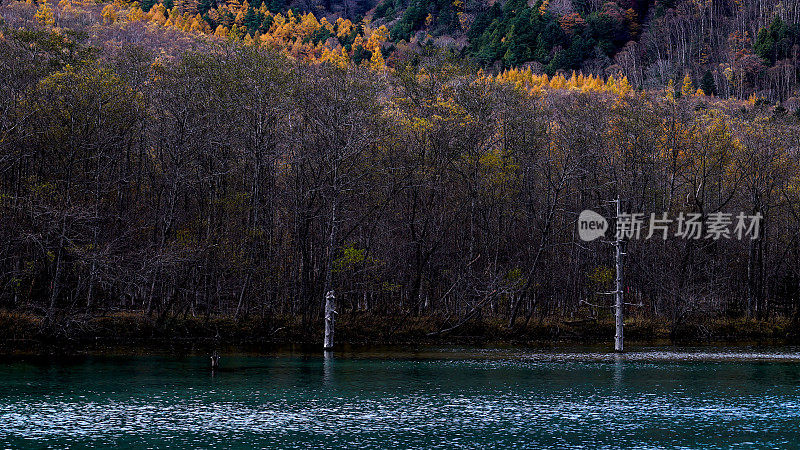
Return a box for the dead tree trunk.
[614,197,624,353]
[324,290,335,350]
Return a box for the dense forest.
[5,0,800,100]
[1,0,800,343]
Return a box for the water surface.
[1,346,799,448]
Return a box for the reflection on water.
[613,353,624,390]
[323,350,334,385]
[1,347,799,448]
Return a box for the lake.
[1,346,799,448]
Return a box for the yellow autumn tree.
[370,47,385,70]
[666,78,675,101]
[616,75,632,97]
[549,73,566,89]
[189,16,203,33]
[538,0,549,15]
[606,74,616,92]
[681,73,694,97]
[319,17,334,33]
[336,46,349,68]
[336,18,353,38]
[101,4,117,24]
[229,23,243,40]
[167,7,182,28]
[352,34,364,51]
[35,0,55,26]
[226,0,242,14]
[214,24,229,37]
[366,25,389,51]
[128,2,144,21]
[150,4,167,25]
[298,12,319,38]
[580,75,599,93]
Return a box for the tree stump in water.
[324,290,335,350]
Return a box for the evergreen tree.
[243,6,259,35]
[352,44,372,64]
[700,70,716,96]
[264,0,283,12]
[196,0,213,15]
[754,16,799,65]
[141,0,158,12]
[390,0,427,41]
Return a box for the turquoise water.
[1,347,799,448]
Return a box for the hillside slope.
[372,0,800,102]
[3,0,799,102]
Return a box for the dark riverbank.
[1,310,799,353]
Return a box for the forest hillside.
[6,0,800,101]
[1,0,800,344]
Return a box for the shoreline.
[1,310,798,354]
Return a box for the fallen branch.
[427,289,497,337]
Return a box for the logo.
[578,209,608,242]
[576,209,762,242]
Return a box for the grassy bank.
[1,310,798,352]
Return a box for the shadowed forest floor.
[1,310,798,353]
